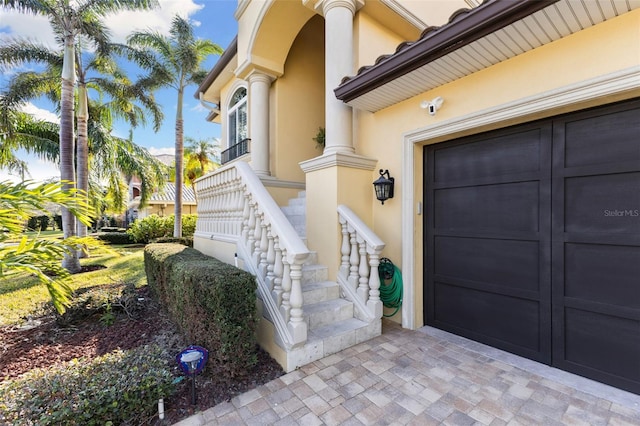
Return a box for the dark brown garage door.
[424,99,640,394]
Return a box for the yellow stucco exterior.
[198,0,640,332]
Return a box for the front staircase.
[194,162,384,372]
[276,192,381,369]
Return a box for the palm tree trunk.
[174,88,184,238]
[76,84,89,257]
[60,35,80,272]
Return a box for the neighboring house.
[127,153,197,222]
[194,0,640,394]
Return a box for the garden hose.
[378,258,403,318]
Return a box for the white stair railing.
[337,205,385,321]
[195,162,310,349]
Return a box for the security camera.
[420,96,444,116]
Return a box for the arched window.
[228,87,247,147]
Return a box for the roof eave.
[194,36,238,99]
[334,0,560,103]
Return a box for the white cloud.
[21,102,59,123]
[0,11,57,47]
[0,0,204,46]
[0,153,59,184]
[105,0,204,43]
[148,147,175,156]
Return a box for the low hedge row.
[144,243,258,377]
[0,345,175,425]
[92,231,133,245]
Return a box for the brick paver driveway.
[176,320,640,425]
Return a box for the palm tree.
[0,180,95,313]
[127,15,222,237]
[184,136,220,203]
[0,99,167,217]
[0,0,158,272]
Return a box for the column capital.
[318,0,364,16]
[247,70,276,85]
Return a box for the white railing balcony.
[195,162,310,349]
[337,205,385,321]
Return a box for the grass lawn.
[0,245,146,326]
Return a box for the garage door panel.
[433,129,542,183]
[565,243,640,309]
[564,108,640,168]
[565,172,640,234]
[426,99,640,394]
[564,308,640,384]
[434,181,540,233]
[434,283,543,355]
[434,236,539,292]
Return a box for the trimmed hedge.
[0,345,175,425]
[92,231,133,245]
[144,243,258,377]
[151,236,194,247]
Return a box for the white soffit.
[347,0,640,112]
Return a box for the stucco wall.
[354,9,640,326]
[271,15,325,183]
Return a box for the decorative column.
[322,0,358,156]
[248,71,273,176]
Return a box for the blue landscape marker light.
[177,346,208,405]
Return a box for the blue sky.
[0,0,238,182]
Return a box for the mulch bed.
[0,285,284,425]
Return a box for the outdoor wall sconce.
[373,169,395,205]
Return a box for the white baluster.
[259,219,269,277]
[246,200,256,254]
[253,211,262,266]
[367,250,383,318]
[272,238,283,305]
[280,251,291,322]
[340,219,350,279]
[357,238,370,304]
[349,227,359,289]
[288,262,307,346]
[266,228,275,287]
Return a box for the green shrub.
[100,226,125,233]
[144,243,258,377]
[53,214,62,230]
[127,214,197,244]
[0,345,176,426]
[151,236,194,247]
[93,231,133,245]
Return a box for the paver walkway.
[175,321,640,425]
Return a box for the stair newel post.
[259,219,269,277]
[266,227,276,287]
[287,260,307,346]
[339,217,350,279]
[367,250,383,318]
[349,225,359,289]
[357,237,370,304]
[246,199,257,256]
[280,249,291,322]
[272,237,283,305]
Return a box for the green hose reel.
[378,257,403,318]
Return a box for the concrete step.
[301,264,328,284]
[302,280,340,304]
[307,318,380,357]
[286,197,305,207]
[303,299,353,329]
[281,204,305,216]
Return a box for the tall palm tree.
[127,15,222,237]
[0,99,167,216]
[0,37,163,240]
[0,0,158,272]
[184,136,220,203]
